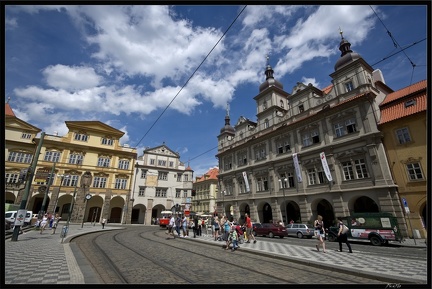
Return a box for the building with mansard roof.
[132,143,194,225]
[216,32,409,236]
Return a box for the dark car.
[286,223,315,239]
[5,220,14,231]
[253,222,288,238]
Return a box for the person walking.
[213,216,220,241]
[101,218,106,229]
[166,214,175,238]
[337,217,353,253]
[314,215,326,253]
[197,217,202,236]
[182,215,188,237]
[39,214,49,234]
[51,214,61,234]
[244,213,257,244]
[229,225,239,251]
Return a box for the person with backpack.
[337,217,353,253]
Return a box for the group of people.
[314,215,352,253]
[35,213,61,234]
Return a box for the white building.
[131,143,194,225]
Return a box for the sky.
[3,3,429,177]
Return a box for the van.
[327,212,403,246]
[5,211,33,225]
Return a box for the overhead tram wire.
[134,5,248,148]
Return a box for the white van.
[5,211,33,225]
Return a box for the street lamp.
[53,174,69,215]
[279,178,288,224]
[61,176,80,243]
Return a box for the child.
[229,226,239,251]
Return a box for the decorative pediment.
[5,116,41,133]
[145,144,179,157]
[65,121,124,137]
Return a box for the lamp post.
[41,162,56,215]
[53,174,69,215]
[61,176,79,243]
[11,132,45,241]
[279,178,288,224]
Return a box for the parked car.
[286,223,315,239]
[253,223,288,238]
[5,219,14,231]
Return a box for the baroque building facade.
[6,117,137,224]
[378,80,428,239]
[192,167,219,216]
[216,33,409,236]
[132,143,194,225]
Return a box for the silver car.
[286,223,315,239]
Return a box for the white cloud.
[43,65,103,91]
[5,17,18,30]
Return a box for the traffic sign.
[402,198,410,213]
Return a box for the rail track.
[72,227,386,284]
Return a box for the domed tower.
[217,103,235,150]
[334,29,362,71]
[259,55,284,92]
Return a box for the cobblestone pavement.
[4,224,428,285]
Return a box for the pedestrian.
[101,218,106,229]
[49,213,54,229]
[197,217,203,236]
[244,213,257,244]
[51,214,61,234]
[337,217,353,253]
[189,217,195,238]
[166,214,175,238]
[222,216,231,243]
[314,215,326,253]
[39,214,49,234]
[182,215,188,237]
[175,215,182,237]
[213,216,220,241]
[229,225,239,251]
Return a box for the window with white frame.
[101,137,113,146]
[254,144,267,161]
[177,174,182,182]
[118,159,130,170]
[150,159,155,165]
[138,186,146,196]
[8,151,32,163]
[97,157,110,167]
[183,191,188,198]
[334,118,357,137]
[184,174,189,181]
[69,153,83,165]
[93,176,107,188]
[175,190,181,198]
[396,127,411,144]
[256,176,268,191]
[63,175,79,187]
[44,151,61,162]
[21,133,32,139]
[302,129,320,147]
[140,169,147,178]
[307,168,328,185]
[158,172,168,180]
[406,163,424,181]
[158,160,166,166]
[115,178,127,189]
[341,158,369,180]
[74,132,88,142]
[237,150,247,166]
[237,177,246,194]
[264,119,269,129]
[345,81,354,92]
[5,173,19,184]
[155,188,167,197]
[276,139,291,154]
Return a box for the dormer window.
[405,99,416,108]
[263,101,267,110]
[74,132,88,142]
[102,137,114,146]
[299,104,304,113]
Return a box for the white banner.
[242,171,251,193]
[320,152,333,182]
[292,153,302,183]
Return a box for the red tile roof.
[5,103,15,116]
[321,84,333,94]
[379,80,427,125]
[196,167,219,182]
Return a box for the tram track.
[72,227,387,284]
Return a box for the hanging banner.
[292,153,302,183]
[320,152,333,182]
[242,171,251,193]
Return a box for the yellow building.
[379,80,428,239]
[193,167,219,216]
[6,111,137,224]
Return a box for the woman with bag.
[314,215,326,253]
[337,217,353,253]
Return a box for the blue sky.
[4,4,429,177]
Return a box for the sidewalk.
[4,225,427,285]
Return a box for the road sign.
[402,198,410,213]
[14,209,26,226]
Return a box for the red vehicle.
[253,223,288,238]
[159,211,172,228]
